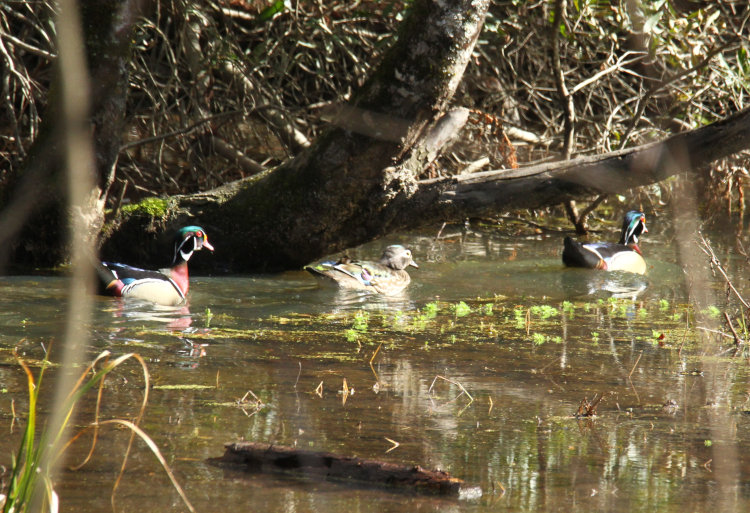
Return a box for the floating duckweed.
[423,302,439,318]
[451,301,471,317]
[530,305,558,319]
[701,306,721,319]
[352,311,369,332]
[412,303,440,331]
[157,296,705,354]
[342,311,370,344]
[412,315,429,331]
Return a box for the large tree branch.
[411,107,750,220]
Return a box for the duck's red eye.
[196,231,203,237]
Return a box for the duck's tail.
[93,259,123,296]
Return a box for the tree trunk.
[0,0,146,269]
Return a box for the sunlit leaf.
[739,47,749,75]
[257,0,285,22]
[643,12,662,34]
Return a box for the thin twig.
[369,343,382,384]
[384,437,400,453]
[723,312,744,346]
[678,308,690,356]
[698,234,750,309]
[118,111,242,152]
[569,52,647,95]
[551,0,575,159]
[0,32,56,59]
[496,216,574,233]
[428,375,474,404]
[294,361,302,388]
[628,351,643,379]
[696,326,737,340]
[620,40,740,148]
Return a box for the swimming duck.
[305,245,418,295]
[562,211,648,275]
[98,226,214,305]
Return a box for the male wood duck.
[98,226,214,306]
[562,210,648,275]
[305,245,418,295]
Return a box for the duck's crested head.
[173,226,214,264]
[620,211,647,245]
[379,245,418,270]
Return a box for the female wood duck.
[562,210,648,275]
[305,245,418,295]
[98,226,214,306]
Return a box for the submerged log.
[213,441,477,497]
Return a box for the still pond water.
[1,218,750,513]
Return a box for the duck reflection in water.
[101,298,194,330]
[560,268,649,300]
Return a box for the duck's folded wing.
[333,261,377,285]
[305,260,372,288]
[103,262,170,283]
[563,237,604,268]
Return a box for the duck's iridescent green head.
[619,211,647,245]
[173,226,214,264]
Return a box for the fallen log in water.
[213,441,479,498]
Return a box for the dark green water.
[1,222,750,513]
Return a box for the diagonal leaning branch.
[413,107,750,219]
